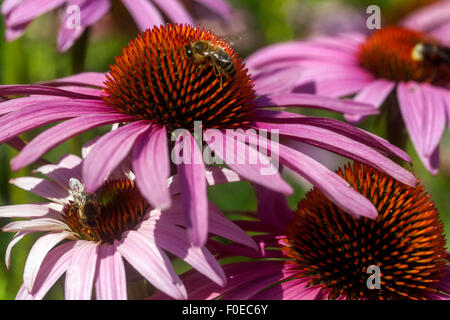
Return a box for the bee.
[69,178,101,228]
[184,40,236,88]
[412,43,450,66]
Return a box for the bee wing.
[69,178,87,205]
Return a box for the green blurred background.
[0,0,448,299]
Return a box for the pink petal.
[28,241,78,299]
[346,79,396,123]
[143,222,226,286]
[33,154,83,189]
[254,110,412,163]
[397,82,440,174]
[253,122,417,187]
[58,0,110,52]
[116,230,187,299]
[401,0,450,32]
[3,218,69,233]
[23,231,72,292]
[161,198,258,250]
[2,0,21,15]
[95,243,127,300]
[253,185,293,230]
[0,203,62,218]
[65,241,98,300]
[0,96,69,116]
[192,0,232,18]
[132,125,171,210]
[6,231,31,270]
[152,0,193,24]
[420,84,446,158]
[0,84,100,99]
[9,177,69,203]
[121,0,163,31]
[40,72,107,88]
[6,0,66,27]
[245,131,378,219]
[174,131,208,246]
[0,99,111,144]
[12,112,135,170]
[83,121,149,193]
[223,270,286,300]
[169,166,241,195]
[253,66,303,96]
[254,93,378,116]
[204,129,293,195]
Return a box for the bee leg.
[213,64,223,89]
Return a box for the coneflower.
[0,24,416,247]
[0,154,255,300]
[246,26,450,174]
[156,163,450,300]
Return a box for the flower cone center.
[102,24,256,132]
[63,179,149,244]
[283,162,448,300]
[358,27,449,85]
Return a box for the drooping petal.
[169,166,241,195]
[253,122,417,187]
[0,96,69,116]
[1,0,21,15]
[401,0,450,32]
[116,230,187,300]
[17,241,78,300]
[254,93,378,116]
[5,0,66,27]
[65,241,98,300]
[94,243,127,300]
[2,218,69,233]
[192,0,232,18]
[253,184,293,230]
[83,121,149,193]
[132,125,171,210]
[0,203,62,219]
[204,129,292,195]
[12,112,135,170]
[121,0,163,31]
[252,66,303,96]
[5,231,31,270]
[0,99,111,144]
[397,82,439,174]
[40,72,107,88]
[158,199,258,250]
[420,84,446,158]
[141,222,226,286]
[253,110,412,163]
[23,231,73,292]
[243,131,378,219]
[345,79,396,123]
[0,84,101,99]
[174,131,208,247]
[151,0,193,24]
[9,177,69,203]
[58,0,111,52]
[33,154,83,189]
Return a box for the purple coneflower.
[246,26,450,174]
[1,0,233,52]
[0,24,416,247]
[0,153,256,299]
[151,162,450,300]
